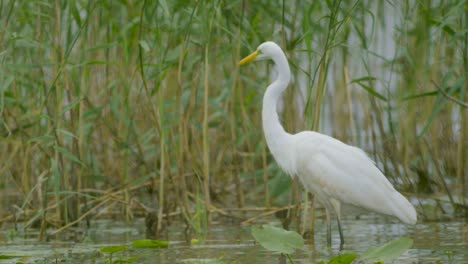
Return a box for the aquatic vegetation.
[251,224,304,262]
[0,1,465,262]
[252,225,413,264]
[100,245,129,263]
[360,237,413,263]
[100,239,169,263]
[131,239,169,249]
[320,253,358,264]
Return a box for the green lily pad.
[0,255,21,259]
[361,237,413,262]
[328,253,358,264]
[100,245,128,253]
[251,225,304,254]
[131,239,169,248]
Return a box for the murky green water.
[0,215,466,263]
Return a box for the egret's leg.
[325,208,332,247]
[336,217,344,250]
[331,199,344,250]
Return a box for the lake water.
[0,213,466,263]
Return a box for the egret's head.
[239,41,282,66]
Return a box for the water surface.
[0,214,466,263]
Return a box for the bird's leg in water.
[331,200,344,250]
[325,209,332,247]
[337,217,344,250]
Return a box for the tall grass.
[0,0,466,236]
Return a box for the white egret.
[239,41,417,249]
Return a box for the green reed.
[0,0,466,234]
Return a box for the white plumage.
[239,41,417,248]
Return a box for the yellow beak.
[239,50,259,66]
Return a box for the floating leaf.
[361,237,413,262]
[0,255,21,259]
[100,245,128,254]
[131,239,169,248]
[251,225,304,254]
[328,253,358,264]
[112,257,139,263]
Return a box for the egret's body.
[239,41,417,248]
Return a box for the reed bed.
[0,0,466,237]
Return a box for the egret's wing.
[294,131,416,224]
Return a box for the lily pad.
[131,239,169,248]
[251,225,304,254]
[361,237,413,262]
[328,253,358,264]
[0,255,21,259]
[100,245,128,253]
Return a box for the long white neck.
[262,52,296,175]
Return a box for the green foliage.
[251,224,413,263]
[251,225,304,255]
[101,245,129,264]
[350,77,387,102]
[0,0,465,234]
[99,240,169,263]
[189,260,226,264]
[360,237,413,263]
[318,253,358,264]
[316,237,413,264]
[328,253,358,264]
[131,239,169,249]
[100,245,128,254]
[187,191,209,243]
